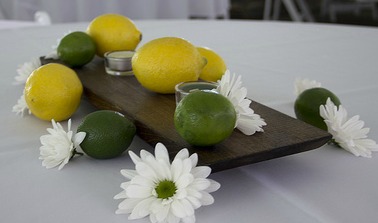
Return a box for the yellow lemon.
[87,14,142,57]
[24,63,83,121]
[132,37,207,94]
[197,47,227,82]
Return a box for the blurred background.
[0,0,377,26]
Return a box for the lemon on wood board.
[87,14,142,57]
[294,87,341,131]
[174,91,236,146]
[132,37,207,94]
[57,31,96,67]
[197,47,227,82]
[77,110,136,159]
[24,63,83,121]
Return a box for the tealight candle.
[175,81,218,105]
[104,50,135,76]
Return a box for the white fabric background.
[1,20,378,222]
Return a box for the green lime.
[57,31,96,67]
[174,91,236,146]
[77,110,136,159]
[294,87,341,131]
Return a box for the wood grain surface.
[43,57,332,172]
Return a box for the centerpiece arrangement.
[12,13,377,223]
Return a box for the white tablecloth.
[1,20,378,223]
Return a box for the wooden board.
[43,57,332,173]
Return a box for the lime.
[174,91,236,146]
[197,47,227,82]
[57,31,96,67]
[132,37,207,94]
[77,110,136,159]
[294,87,341,131]
[24,63,83,121]
[87,14,142,57]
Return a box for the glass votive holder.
[175,81,218,105]
[104,50,135,76]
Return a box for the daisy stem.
[70,149,84,160]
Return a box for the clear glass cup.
[175,81,218,105]
[104,50,135,76]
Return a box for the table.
[1,20,378,223]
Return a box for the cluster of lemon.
[25,13,233,159]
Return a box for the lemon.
[174,91,236,146]
[57,31,96,67]
[132,37,207,94]
[77,110,136,159]
[197,47,227,82]
[87,14,142,57]
[294,87,341,131]
[24,63,83,121]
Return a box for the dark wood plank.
[43,57,332,172]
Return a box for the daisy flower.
[114,143,220,223]
[216,70,266,135]
[14,57,41,84]
[294,78,322,96]
[12,93,30,117]
[320,98,378,158]
[39,119,86,170]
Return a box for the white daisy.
[294,78,322,96]
[14,58,41,84]
[114,142,221,223]
[216,70,266,135]
[44,30,72,60]
[39,119,86,170]
[12,93,31,117]
[320,98,378,158]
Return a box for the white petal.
[182,215,196,223]
[294,78,322,96]
[171,199,187,218]
[199,191,215,206]
[153,201,170,222]
[73,132,86,147]
[155,142,170,164]
[118,198,142,212]
[129,197,155,219]
[114,190,128,199]
[175,148,189,160]
[191,166,211,179]
[128,150,141,164]
[12,94,30,117]
[171,158,183,182]
[140,150,154,162]
[189,153,198,168]
[121,169,137,180]
[135,161,158,180]
[120,181,131,190]
[130,175,154,187]
[175,173,194,189]
[191,178,211,191]
[167,212,181,223]
[186,196,202,209]
[205,179,221,193]
[126,185,153,198]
